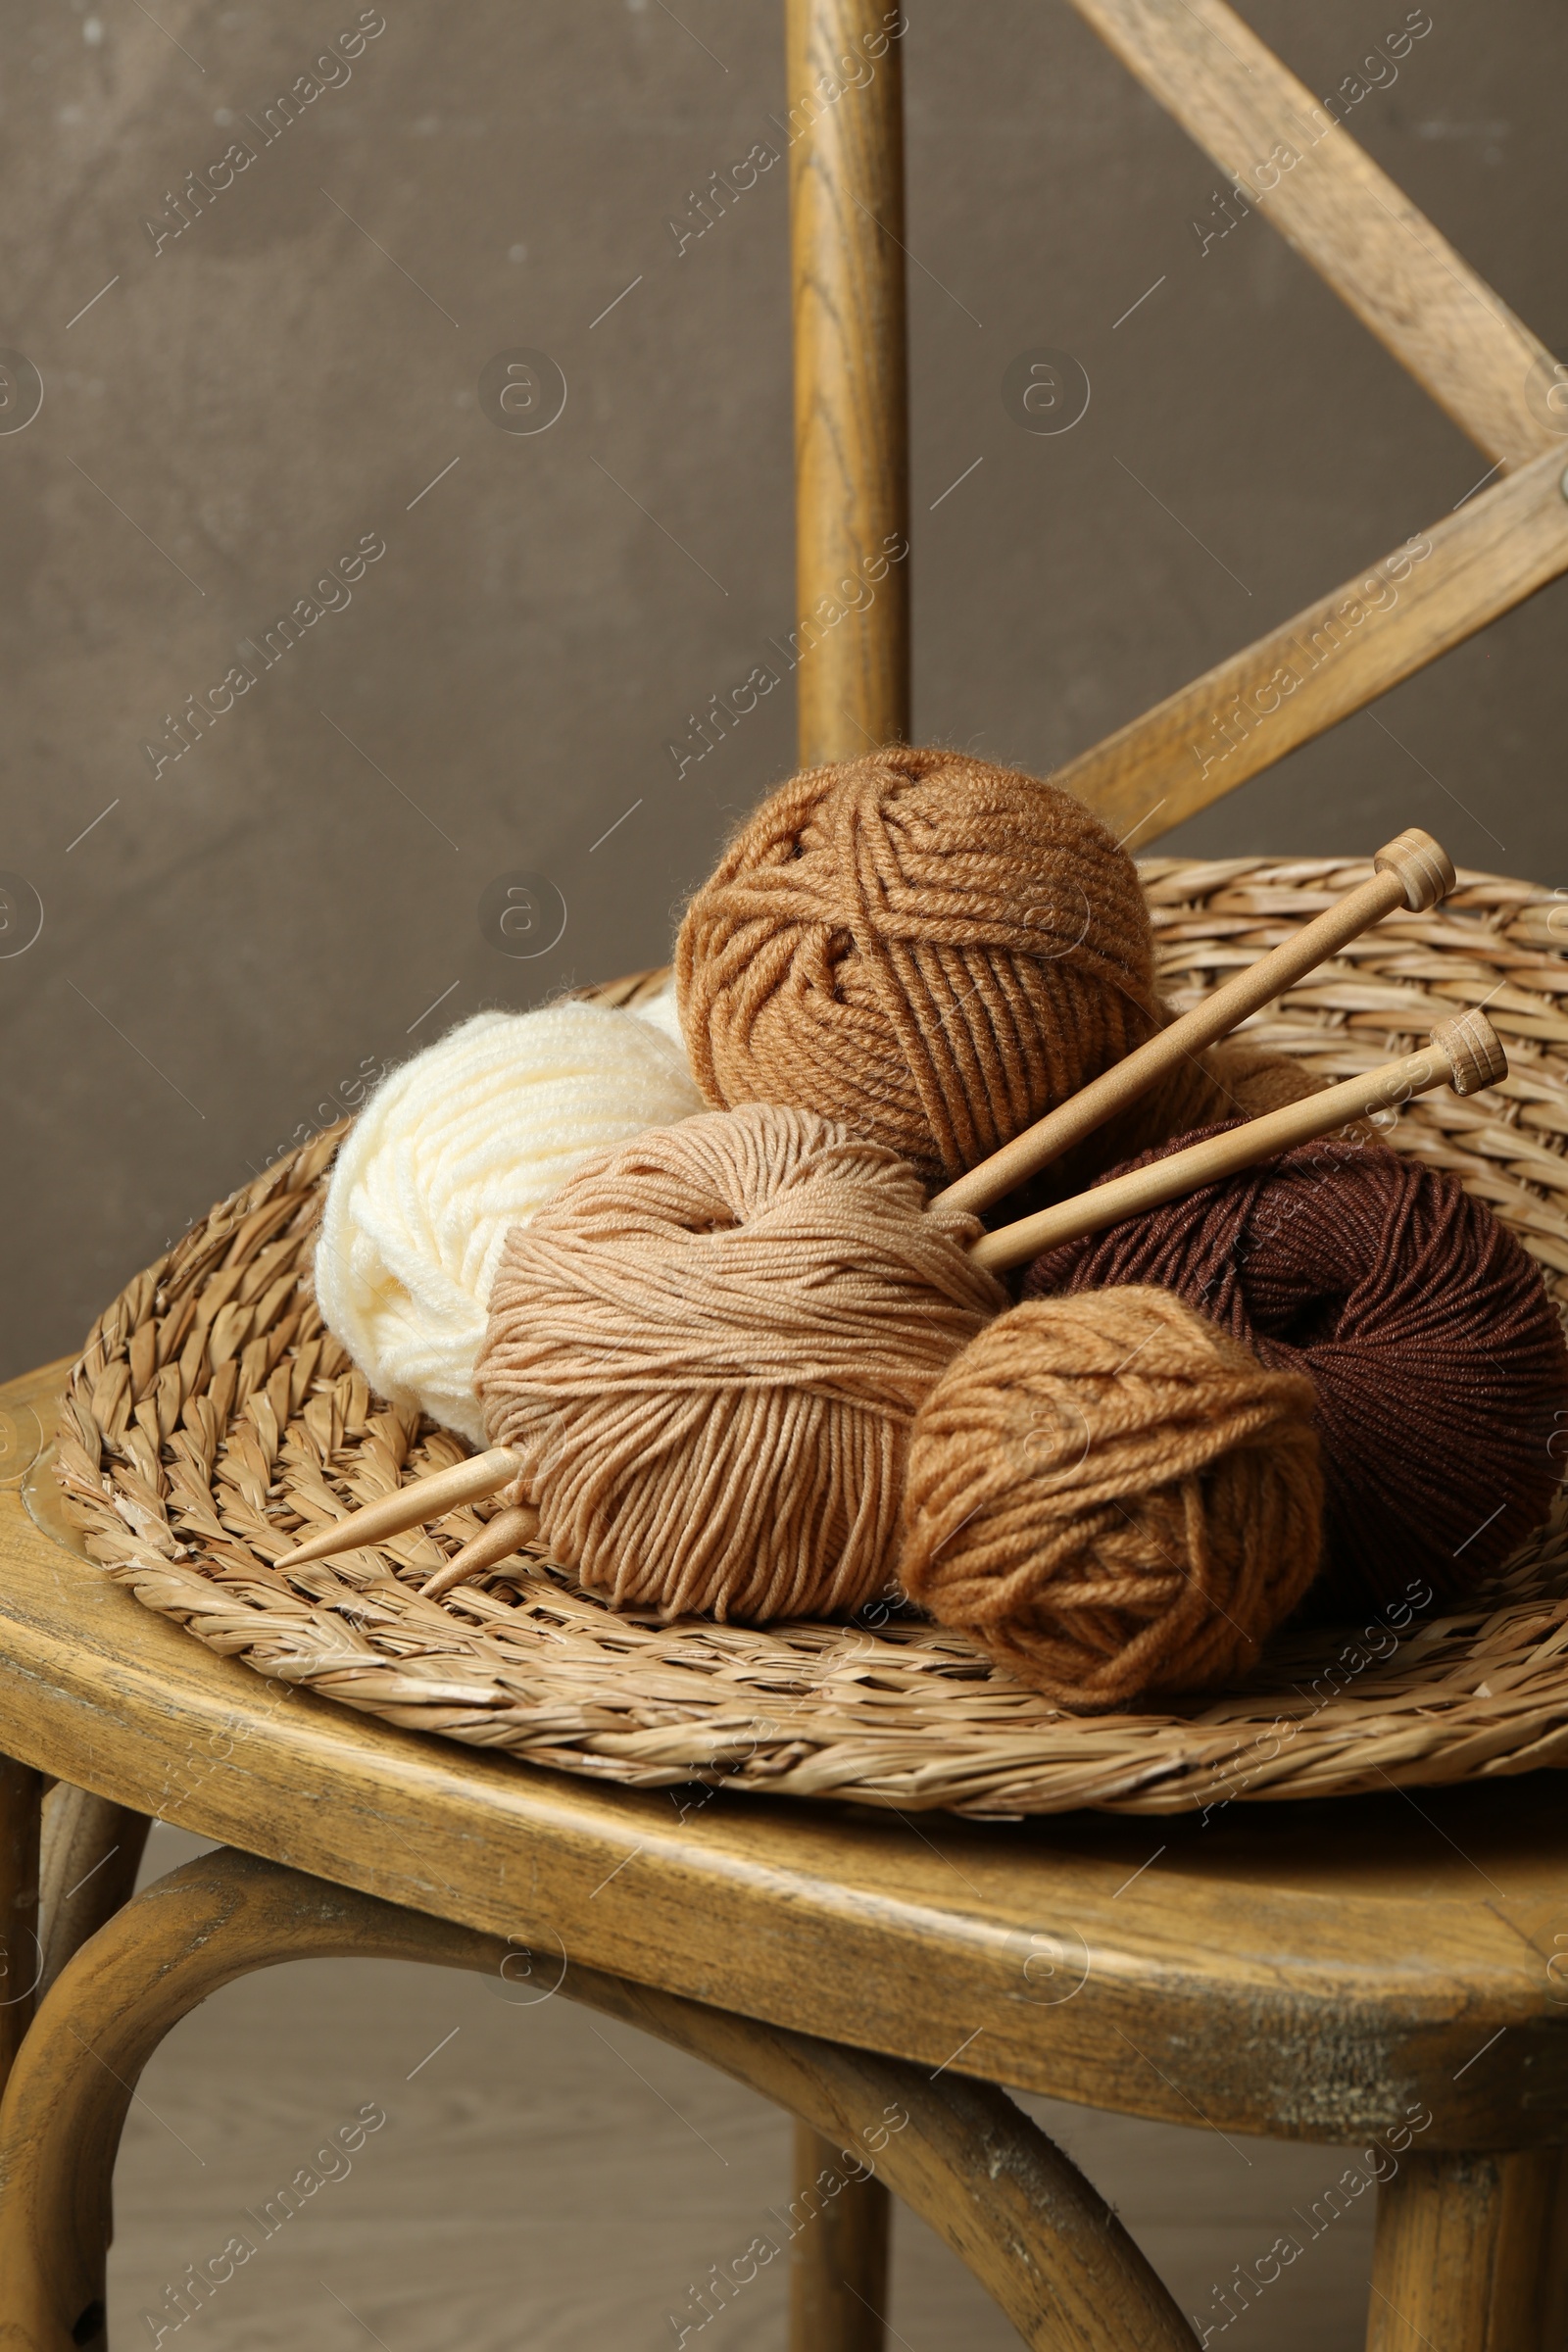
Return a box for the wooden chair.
[4,5,1568,2345]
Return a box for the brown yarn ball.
[676,746,1196,1190]
[901,1290,1322,1711]
[474,1102,1006,1622]
[1026,1133,1568,1614]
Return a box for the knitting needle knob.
[1430,1007,1508,1096]
[1373,827,1458,912]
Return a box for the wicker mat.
[51,857,1568,1817]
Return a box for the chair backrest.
[785,0,909,767]
[784,0,1566,840]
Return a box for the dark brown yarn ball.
[901,1289,1323,1713]
[676,747,1199,1190]
[1026,1132,1568,1614]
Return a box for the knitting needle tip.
[272,1446,518,1567]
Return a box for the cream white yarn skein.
[315,1000,704,1444]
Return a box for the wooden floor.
[104,1826,1377,2348]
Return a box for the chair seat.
[6,1352,1568,2155]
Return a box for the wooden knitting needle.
[275,912,1494,1580]
[968,1008,1506,1276]
[272,1446,518,1568]
[934,826,1456,1218]
[273,964,1493,1586]
[273,1467,535,1593]
[419,1502,541,1601]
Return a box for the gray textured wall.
[3,0,1564,1379]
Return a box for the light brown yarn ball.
[474,1102,1007,1622]
[900,1289,1322,1713]
[674,747,1168,1189]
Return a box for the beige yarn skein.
[475,1102,1007,1620]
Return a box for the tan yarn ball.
[901,1289,1323,1713]
[474,1102,1007,1622]
[675,747,1177,1190]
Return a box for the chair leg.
[789,2122,890,2349]
[1542,2149,1568,2351]
[37,1788,151,2002]
[0,1847,500,2351]
[1368,2147,1561,2352]
[0,1758,41,2101]
[0,1844,1198,2352]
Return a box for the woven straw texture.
[52,858,1568,1818]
